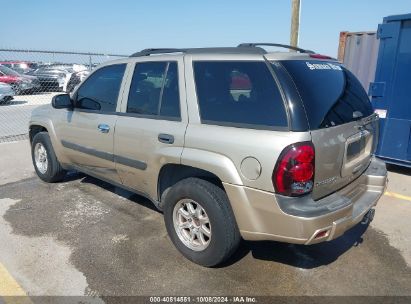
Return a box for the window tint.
[193,61,288,128]
[76,64,126,112]
[279,60,373,129]
[160,62,180,118]
[127,62,180,118]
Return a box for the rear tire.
[164,178,240,267]
[31,132,66,182]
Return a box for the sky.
[1,0,410,57]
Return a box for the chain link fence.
[0,49,127,142]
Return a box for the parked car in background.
[27,66,72,92]
[0,82,14,104]
[0,65,40,94]
[0,61,39,75]
[65,70,90,93]
[27,64,89,92]
[39,63,88,74]
[72,64,88,72]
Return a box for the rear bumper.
[224,157,387,245]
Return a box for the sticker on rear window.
[306,62,342,71]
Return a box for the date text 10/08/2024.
[149,297,257,303]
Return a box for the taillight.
[273,142,315,196]
[309,54,333,59]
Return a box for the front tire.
[11,84,21,95]
[31,132,66,182]
[164,178,240,267]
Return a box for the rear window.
[279,60,373,129]
[193,61,288,129]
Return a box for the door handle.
[98,124,110,133]
[158,133,174,144]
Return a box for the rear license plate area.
[347,136,367,162]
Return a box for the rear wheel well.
[29,125,48,144]
[158,164,224,207]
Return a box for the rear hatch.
[279,60,378,200]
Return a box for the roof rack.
[238,43,315,54]
[129,44,312,57]
[130,47,267,57]
[130,48,186,57]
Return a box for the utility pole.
[290,0,301,50]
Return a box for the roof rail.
[238,43,315,54]
[130,48,187,57]
[130,47,267,57]
[130,44,314,57]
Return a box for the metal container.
[369,13,411,167]
[338,31,379,90]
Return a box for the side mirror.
[52,94,73,109]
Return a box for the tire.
[11,84,21,95]
[163,178,241,267]
[0,96,13,105]
[31,132,66,183]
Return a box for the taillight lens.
[273,142,315,196]
[309,54,333,59]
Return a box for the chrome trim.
[61,140,147,170]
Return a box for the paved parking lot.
[0,141,410,300]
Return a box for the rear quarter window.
[193,61,288,129]
[279,60,373,129]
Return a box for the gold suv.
[29,44,387,267]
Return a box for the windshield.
[0,65,21,76]
[48,65,74,70]
[37,67,71,73]
[278,60,373,129]
[12,67,27,74]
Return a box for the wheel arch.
[29,124,48,144]
[29,119,68,165]
[157,164,225,206]
[157,149,243,209]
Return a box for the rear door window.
[193,61,288,129]
[127,62,166,116]
[127,61,180,119]
[279,60,373,129]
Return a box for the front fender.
[29,115,69,165]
